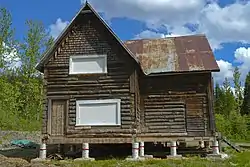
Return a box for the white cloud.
[234,47,250,80]
[79,0,250,50]
[212,47,250,84]
[134,26,194,39]
[198,2,250,50]
[134,30,166,39]
[49,18,69,39]
[83,0,205,27]
[213,60,234,83]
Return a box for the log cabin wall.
[140,72,213,137]
[42,13,139,138]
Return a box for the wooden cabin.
[35,2,220,149]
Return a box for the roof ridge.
[124,34,207,43]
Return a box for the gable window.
[76,99,121,126]
[69,55,107,74]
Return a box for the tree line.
[0,7,250,141]
[215,67,250,141]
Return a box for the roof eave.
[146,69,220,76]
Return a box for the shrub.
[215,112,250,141]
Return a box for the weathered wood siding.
[42,13,138,138]
[140,73,211,136]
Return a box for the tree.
[233,66,243,113]
[16,20,53,122]
[241,71,250,115]
[0,7,18,71]
[19,20,53,78]
[221,78,236,117]
[214,82,224,114]
[0,7,21,130]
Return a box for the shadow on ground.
[0,147,39,161]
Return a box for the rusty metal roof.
[124,34,220,75]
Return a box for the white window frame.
[69,55,107,75]
[75,99,121,126]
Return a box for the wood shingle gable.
[35,1,141,73]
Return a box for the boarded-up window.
[76,99,121,126]
[69,55,107,74]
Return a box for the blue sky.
[1,0,250,85]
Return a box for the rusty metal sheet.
[124,34,220,75]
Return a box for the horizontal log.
[148,125,186,130]
[186,115,204,118]
[70,96,131,100]
[145,122,185,126]
[121,117,133,121]
[187,129,205,132]
[69,100,131,106]
[187,125,205,129]
[47,78,129,85]
[167,91,197,94]
[47,83,129,89]
[47,74,129,81]
[66,128,132,134]
[145,108,185,112]
[145,112,185,116]
[66,133,133,138]
[146,94,207,98]
[68,109,133,114]
[121,125,132,129]
[121,113,134,117]
[139,133,188,137]
[145,118,186,123]
[47,89,130,95]
[144,100,185,104]
[68,105,131,110]
[144,104,185,109]
[47,66,128,74]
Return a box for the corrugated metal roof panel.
[124,34,220,75]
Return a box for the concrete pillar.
[74,143,95,161]
[207,139,229,159]
[132,142,139,159]
[139,142,144,157]
[212,140,220,155]
[39,142,46,159]
[170,141,177,156]
[167,141,182,158]
[82,143,89,158]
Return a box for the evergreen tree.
[214,82,224,114]
[233,66,243,113]
[221,78,236,117]
[241,72,250,115]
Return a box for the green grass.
[45,151,250,167]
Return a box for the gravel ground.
[0,130,46,166]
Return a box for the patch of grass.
[45,151,250,167]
